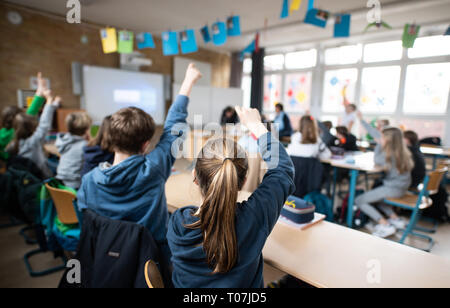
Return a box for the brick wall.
[0,3,231,112]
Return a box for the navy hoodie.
[81,145,114,177]
[167,133,295,288]
[77,95,189,258]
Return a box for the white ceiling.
[5,0,450,53]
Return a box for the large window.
[264,54,284,71]
[263,74,283,112]
[359,66,401,113]
[408,35,450,59]
[325,44,362,65]
[403,63,450,115]
[285,49,317,69]
[284,72,312,113]
[363,40,403,63]
[322,68,358,113]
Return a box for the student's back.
[168,108,295,288]
[77,64,203,258]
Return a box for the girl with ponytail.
[167,107,295,288]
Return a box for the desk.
[420,145,450,170]
[322,152,383,228]
[165,172,450,288]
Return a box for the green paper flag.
[118,31,134,54]
[402,24,420,48]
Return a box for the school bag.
[303,191,334,222]
[335,190,369,229]
[423,184,449,222]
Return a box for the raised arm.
[235,107,295,234]
[28,92,59,145]
[342,85,350,107]
[147,64,202,179]
[357,111,381,142]
[26,72,47,116]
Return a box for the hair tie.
[223,158,233,164]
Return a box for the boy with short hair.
[56,112,92,189]
[77,64,202,259]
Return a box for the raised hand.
[179,63,202,96]
[36,72,48,97]
[235,106,268,139]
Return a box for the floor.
[0,159,448,288]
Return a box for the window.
[398,118,446,139]
[285,49,317,69]
[408,35,450,58]
[283,72,312,113]
[243,58,252,74]
[241,75,251,108]
[403,63,450,114]
[363,41,402,63]
[325,44,362,65]
[322,68,358,112]
[359,66,401,113]
[264,54,284,71]
[263,74,283,112]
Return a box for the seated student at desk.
[356,112,414,238]
[335,126,358,152]
[287,115,331,160]
[403,130,426,189]
[167,107,295,288]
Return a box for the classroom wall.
[0,3,231,112]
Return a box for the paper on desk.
[279,213,326,230]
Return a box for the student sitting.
[356,112,414,238]
[274,103,293,138]
[167,107,295,287]
[7,90,60,179]
[335,126,358,152]
[403,130,426,190]
[81,116,114,177]
[1,73,47,160]
[287,115,331,160]
[220,106,239,126]
[77,64,203,260]
[55,112,92,189]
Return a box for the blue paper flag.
[227,16,241,36]
[200,26,211,43]
[308,0,315,10]
[334,14,351,38]
[280,0,289,19]
[180,29,198,54]
[240,40,255,60]
[136,32,155,49]
[304,8,329,28]
[212,21,227,46]
[445,26,450,36]
[162,31,179,56]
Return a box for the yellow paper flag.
[100,27,118,54]
[290,0,302,13]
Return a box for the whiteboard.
[82,65,165,124]
[174,57,212,86]
[173,84,244,125]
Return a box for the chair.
[24,183,79,277]
[144,260,165,288]
[383,167,448,252]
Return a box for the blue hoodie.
[81,145,114,177]
[77,95,189,257]
[167,133,295,288]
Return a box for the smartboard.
[82,65,165,124]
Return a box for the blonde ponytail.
[187,138,248,273]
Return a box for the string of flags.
[100,15,242,56]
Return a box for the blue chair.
[383,167,448,252]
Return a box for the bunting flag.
[162,31,179,56]
[304,9,330,28]
[402,24,421,48]
[308,0,314,10]
[290,0,302,13]
[334,14,351,38]
[118,31,134,54]
[212,21,227,46]
[100,27,117,54]
[240,33,260,60]
[200,25,211,43]
[280,0,289,19]
[364,21,392,32]
[180,29,198,54]
[136,32,155,49]
[227,16,241,36]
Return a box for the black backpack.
[423,184,449,222]
[335,189,369,229]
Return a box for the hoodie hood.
[168,206,206,261]
[56,133,86,154]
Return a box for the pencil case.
[281,196,315,224]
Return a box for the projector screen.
[82,65,165,125]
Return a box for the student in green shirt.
[0,73,48,160]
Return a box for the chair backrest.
[45,183,78,225]
[426,167,448,194]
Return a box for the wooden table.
[420,145,450,170]
[321,152,384,227]
[165,172,450,288]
